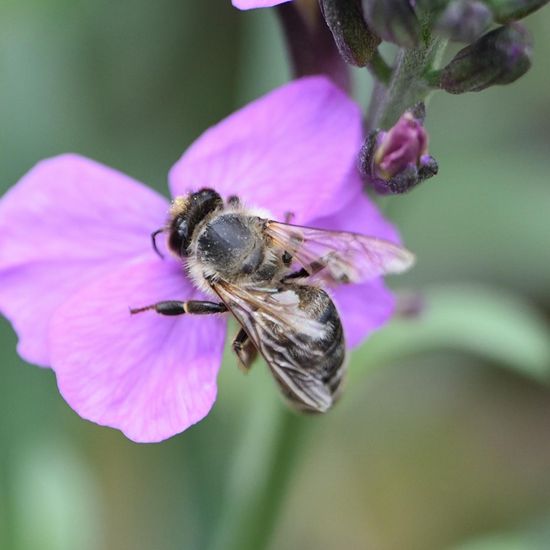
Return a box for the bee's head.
[167,188,223,257]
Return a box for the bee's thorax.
[192,213,282,284]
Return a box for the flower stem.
[0,456,16,550]
[208,389,309,550]
[367,49,392,85]
[367,35,448,130]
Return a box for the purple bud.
[418,154,439,180]
[359,111,438,194]
[436,0,493,42]
[437,23,532,93]
[374,112,428,179]
[384,165,420,193]
[486,0,550,24]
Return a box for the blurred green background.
[1,2,550,549]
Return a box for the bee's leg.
[130,300,227,316]
[284,211,295,223]
[281,267,310,282]
[232,328,258,372]
[227,195,240,207]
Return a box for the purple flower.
[0,77,401,443]
[232,0,291,9]
[374,112,428,179]
[360,111,438,194]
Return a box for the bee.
[130,188,414,413]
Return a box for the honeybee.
[131,188,414,413]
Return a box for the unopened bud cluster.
[310,0,547,195]
[317,0,543,93]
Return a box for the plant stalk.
[208,389,310,550]
[367,35,448,130]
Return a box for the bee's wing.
[212,279,334,412]
[265,220,415,285]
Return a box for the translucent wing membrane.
[213,280,334,412]
[265,221,415,286]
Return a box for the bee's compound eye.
[177,219,189,240]
[195,188,218,201]
[168,218,190,257]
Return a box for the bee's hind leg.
[130,300,227,316]
[232,328,258,372]
[281,267,310,282]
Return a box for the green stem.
[208,389,310,550]
[424,68,443,88]
[367,49,392,85]
[0,453,17,550]
[365,78,387,131]
[368,35,448,130]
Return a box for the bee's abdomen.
[277,285,346,412]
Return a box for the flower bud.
[373,112,427,179]
[359,111,438,195]
[361,0,421,48]
[437,23,532,94]
[417,155,439,181]
[319,0,381,66]
[436,0,493,42]
[485,0,549,23]
[415,0,454,14]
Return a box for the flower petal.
[0,154,169,365]
[0,262,115,366]
[232,0,291,8]
[169,77,362,223]
[310,172,401,347]
[309,169,401,242]
[331,280,395,348]
[49,258,226,443]
[0,154,168,267]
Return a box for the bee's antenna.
[151,228,165,259]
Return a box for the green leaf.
[356,284,550,380]
[451,533,533,550]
